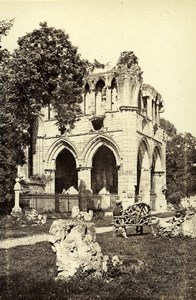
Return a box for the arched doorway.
[91,145,118,194]
[55,148,78,193]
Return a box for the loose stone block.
[49,219,104,279]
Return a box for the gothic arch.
[137,138,151,168]
[94,77,106,88]
[83,135,121,167]
[152,145,163,171]
[45,138,79,170]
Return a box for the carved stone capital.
[77,166,92,172]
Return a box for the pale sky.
[0,0,196,136]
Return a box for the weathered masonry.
[20,52,167,211]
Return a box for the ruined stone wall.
[27,51,167,211]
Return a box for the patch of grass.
[0,219,53,239]
[0,233,196,299]
[0,213,71,239]
[94,215,113,227]
[0,213,113,240]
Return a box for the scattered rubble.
[155,207,196,238]
[71,206,93,222]
[0,209,47,228]
[24,209,47,225]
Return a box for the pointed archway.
[91,145,118,194]
[55,148,78,194]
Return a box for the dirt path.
[0,226,112,249]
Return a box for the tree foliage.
[0,22,87,209]
[0,19,14,37]
[160,118,196,203]
[0,19,20,210]
[8,22,87,133]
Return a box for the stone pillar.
[147,97,152,119]
[152,100,155,120]
[45,169,55,193]
[77,167,92,211]
[154,172,166,211]
[90,89,96,114]
[77,167,92,191]
[12,178,22,215]
[85,91,90,114]
[157,104,160,125]
[155,103,159,123]
[140,168,151,204]
[106,87,112,111]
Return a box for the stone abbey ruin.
[19,51,167,212]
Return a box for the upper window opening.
[95,79,105,93]
[111,78,118,111]
[142,97,147,115]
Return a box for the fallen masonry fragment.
[49,219,121,279]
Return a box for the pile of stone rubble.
[154,208,196,238]
[71,206,93,222]
[0,208,47,228]
[24,209,47,225]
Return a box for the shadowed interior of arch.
[55,148,77,193]
[91,145,118,194]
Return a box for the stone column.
[147,97,152,119]
[154,172,166,211]
[77,167,92,191]
[11,178,22,215]
[140,168,151,205]
[106,87,112,111]
[77,167,92,211]
[45,169,55,193]
[152,100,155,120]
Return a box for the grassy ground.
[0,211,175,239]
[0,213,113,239]
[0,229,195,300]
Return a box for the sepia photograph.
[0,0,196,299]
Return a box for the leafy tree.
[160,118,177,139]
[160,118,196,203]
[8,22,87,133]
[0,19,22,211]
[0,19,14,37]
[0,22,87,211]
